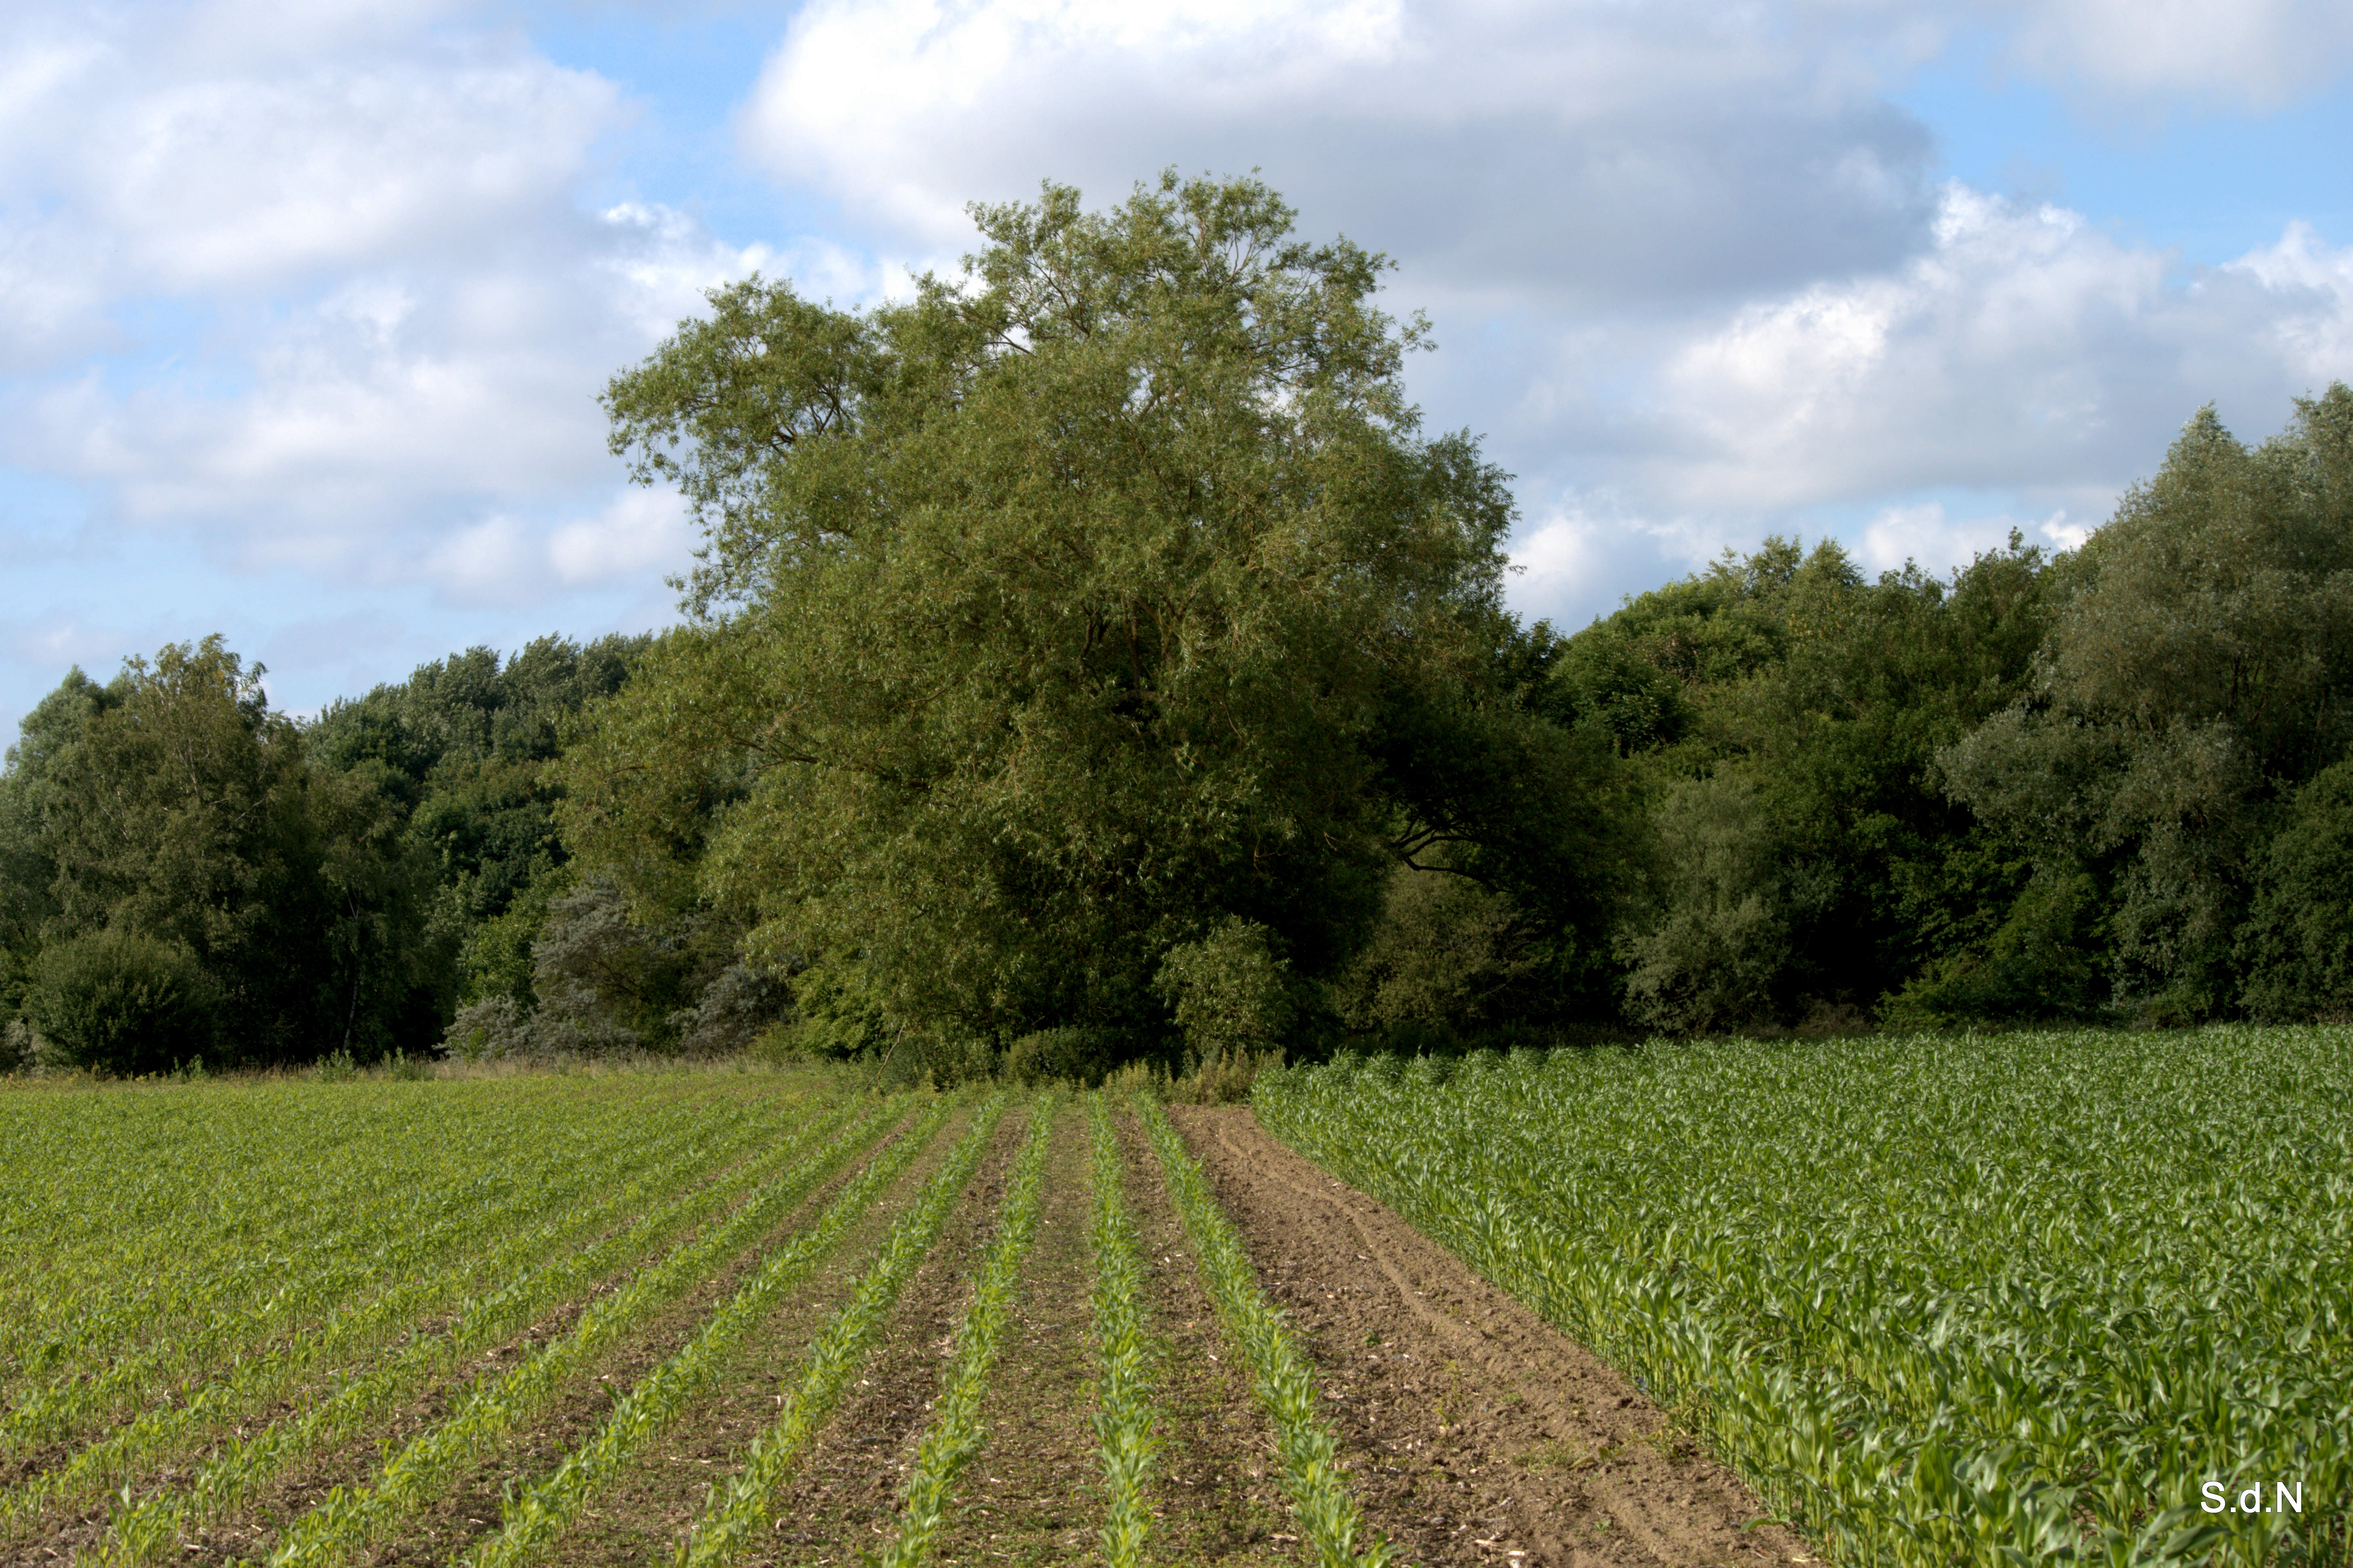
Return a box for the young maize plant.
[1133,1097,1395,1568]
[1086,1093,1158,1568]
[6,1083,744,1395]
[673,1094,1017,1568]
[873,1097,1058,1568]
[1254,1034,2353,1568]
[460,1096,1006,1568]
[118,1097,935,1568]
[27,1095,858,1539]
[6,1092,805,1522]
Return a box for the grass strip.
[1087,1092,1158,1568]
[459,1094,989,1568]
[1134,1097,1395,1568]
[672,1094,1019,1568]
[9,1092,804,1520]
[202,1096,935,1568]
[873,1095,1057,1568]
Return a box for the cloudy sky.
[3,0,2350,735]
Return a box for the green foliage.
[1618,775,1811,1031]
[1003,1024,1116,1085]
[1153,918,1293,1059]
[2238,758,2353,1020]
[1568,532,2057,1029]
[566,171,1603,1060]
[1881,869,2107,1027]
[1328,861,1542,1035]
[1,638,442,1064]
[21,930,216,1076]
[1259,1030,2353,1567]
[1946,385,2353,1021]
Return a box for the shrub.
[1153,919,1292,1059]
[22,929,217,1076]
[1003,1025,1116,1086]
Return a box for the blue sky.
[3,0,2350,739]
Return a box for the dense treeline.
[5,172,2351,1076]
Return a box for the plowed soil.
[1169,1106,1818,1568]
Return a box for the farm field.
[0,1065,1793,1568]
[1,1027,2338,1568]
[1255,1027,2353,1567]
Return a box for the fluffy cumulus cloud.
[1560,188,2353,511]
[1499,188,2353,607]
[742,0,1945,308]
[0,0,779,621]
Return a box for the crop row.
[461,1092,975,1568]
[1135,1096,1395,1568]
[246,1094,946,1568]
[15,1078,1413,1568]
[874,1097,1058,1567]
[674,1094,1012,1568]
[1087,1093,1159,1568]
[105,1096,896,1564]
[3,1087,801,1484]
[1255,1029,2353,1568]
[16,1094,865,1540]
[0,1078,774,1388]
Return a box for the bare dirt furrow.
[1110,1108,1302,1567]
[1170,1105,1817,1568]
[735,1102,1029,1568]
[927,1098,1096,1567]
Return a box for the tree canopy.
[562,173,1613,1065]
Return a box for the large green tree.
[565,173,1606,1061]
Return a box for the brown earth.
[726,1100,1032,1568]
[1168,1106,1819,1568]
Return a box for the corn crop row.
[675,1094,1013,1568]
[1255,1032,2353,1568]
[1086,1094,1157,1568]
[32,1097,868,1544]
[461,1093,982,1568]
[3,1082,758,1390]
[246,1096,950,1568]
[874,1097,1058,1568]
[1133,1097,1393,1568]
[4,1090,787,1481]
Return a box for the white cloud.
[548,488,693,587]
[742,0,1943,308]
[9,188,765,595]
[1851,501,2087,576]
[1601,186,2353,516]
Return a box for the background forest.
[6,177,2353,1078]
